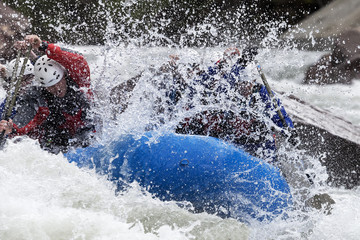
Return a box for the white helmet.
[34,55,65,87]
[6,57,34,78]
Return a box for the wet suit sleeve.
[0,99,6,120]
[45,43,92,99]
[12,107,49,136]
[9,92,50,136]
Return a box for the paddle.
[0,45,32,148]
[255,60,300,146]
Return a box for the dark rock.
[281,93,360,188]
[303,28,360,85]
[305,193,335,214]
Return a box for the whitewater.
[1,43,360,239]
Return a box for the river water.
[1,43,360,239]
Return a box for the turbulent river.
[1,45,360,239]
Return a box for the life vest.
[11,78,94,151]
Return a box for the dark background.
[2,0,333,46]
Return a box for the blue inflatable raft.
[65,132,292,222]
